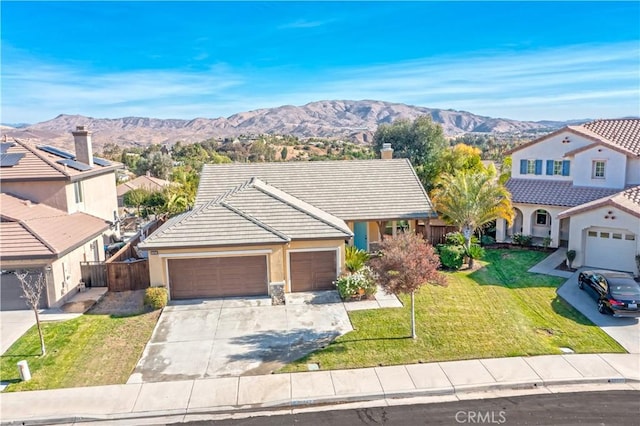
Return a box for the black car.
[578,270,640,317]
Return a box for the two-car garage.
[165,249,339,300]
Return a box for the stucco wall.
[49,236,104,308]
[511,131,592,180]
[148,239,347,295]
[1,180,68,211]
[67,173,119,222]
[573,146,627,189]
[566,206,639,273]
[626,158,640,185]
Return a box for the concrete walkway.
[1,353,638,425]
[528,247,574,278]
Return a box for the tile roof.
[508,118,640,156]
[196,159,436,221]
[0,138,122,181]
[505,179,622,208]
[0,193,109,260]
[582,119,640,155]
[558,185,640,219]
[140,178,353,250]
[116,175,172,197]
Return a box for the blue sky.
[2,1,639,124]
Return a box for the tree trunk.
[33,308,46,356]
[411,291,416,339]
[462,225,473,269]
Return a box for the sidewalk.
[1,353,638,425]
[527,247,573,278]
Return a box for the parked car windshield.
[609,281,640,299]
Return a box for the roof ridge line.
[251,179,352,236]
[13,138,71,177]
[220,201,290,242]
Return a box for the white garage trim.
[286,247,341,292]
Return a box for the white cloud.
[2,41,638,123]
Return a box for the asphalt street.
[174,390,640,426]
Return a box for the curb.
[3,377,637,426]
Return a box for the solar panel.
[38,145,75,159]
[0,153,25,167]
[93,157,112,167]
[0,142,16,154]
[57,159,91,171]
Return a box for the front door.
[354,222,368,250]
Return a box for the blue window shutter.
[535,160,542,175]
[562,160,570,176]
[520,159,527,174]
[546,160,554,175]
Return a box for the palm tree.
[431,171,514,267]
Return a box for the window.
[588,231,598,237]
[536,210,548,225]
[73,181,83,203]
[527,160,536,174]
[625,234,636,241]
[600,232,610,239]
[612,233,622,240]
[592,161,606,179]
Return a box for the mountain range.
[1,100,586,151]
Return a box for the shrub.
[481,235,495,246]
[542,236,552,249]
[512,233,532,246]
[335,266,377,300]
[566,249,577,268]
[445,232,465,246]
[345,246,371,273]
[144,287,168,310]
[437,244,465,270]
[466,244,485,261]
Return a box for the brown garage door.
[290,251,337,292]
[168,256,268,299]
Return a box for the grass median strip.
[281,249,625,373]
[0,310,160,392]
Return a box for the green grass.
[0,311,160,392]
[281,249,625,373]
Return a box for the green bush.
[445,232,465,246]
[335,266,377,299]
[512,233,533,246]
[437,244,465,270]
[345,246,371,273]
[144,287,168,310]
[566,249,577,268]
[481,235,495,245]
[466,244,485,261]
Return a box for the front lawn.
[282,249,625,372]
[0,310,160,392]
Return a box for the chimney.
[71,126,94,167]
[381,143,393,160]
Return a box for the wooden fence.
[103,218,165,292]
[80,261,108,287]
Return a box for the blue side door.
[354,222,368,251]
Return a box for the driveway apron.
[128,293,352,383]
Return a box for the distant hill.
[1,100,585,151]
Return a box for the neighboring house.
[496,118,640,274]
[0,126,122,310]
[116,172,172,207]
[140,146,437,300]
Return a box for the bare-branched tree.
[14,271,47,356]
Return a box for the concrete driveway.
[128,292,352,383]
[0,310,35,354]
[557,271,640,353]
